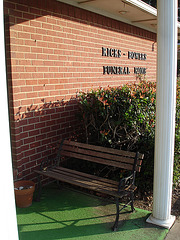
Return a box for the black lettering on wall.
[103,66,130,75]
[128,51,147,60]
[134,67,146,74]
[102,47,121,58]
[102,47,107,56]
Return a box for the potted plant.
[14,180,35,208]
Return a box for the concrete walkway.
[165,217,180,240]
[16,184,170,240]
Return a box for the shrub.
[174,78,180,186]
[77,79,180,191]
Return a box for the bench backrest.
[60,140,144,172]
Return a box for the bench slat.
[61,150,141,171]
[54,167,118,188]
[62,145,142,166]
[63,140,144,160]
[52,170,118,192]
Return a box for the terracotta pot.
[14,180,35,208]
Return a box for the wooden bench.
[34,140,144,231]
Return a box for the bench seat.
[35,166,137,198]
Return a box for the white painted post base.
[146,214,176,229]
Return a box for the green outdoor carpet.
[16,184,168,240]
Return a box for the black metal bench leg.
[36,175,42,202]
[130,192,135,212]
[56,180,62,189]
[112,197,120,231]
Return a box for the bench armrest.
[118,172,135,192]
[40,141,64,171]
[40,156,60,171]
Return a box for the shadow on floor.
[16,184,168,240]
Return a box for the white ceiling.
[58,0,180,37]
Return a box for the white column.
[146,0,177,229]
[0,1,19,239]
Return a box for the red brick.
[41,138,50,145]
[4,1,16,9]
[18,31,31,39]
[24,53,36,59]
[36,28,46,35]
[23,12,35,20]
[32,72,44,79]
[24,149,36,157]
[30,20,41,28]
[22,124,34,132]
[25,66,37,72]
[32,86,43,92]
[11,66,24,72]
[37,54,48,60]
[42,149,52,157]
[31,60,44,65]
[9,9,22,18]
[29,129,40,136]
[49,67,59,72]
[29,7,41,15]
[47,17,57,25]
[19,59,31,65]
[43,48,54,54]
[42,22,53,30]
[37,41,48,48]
[19,144,30,153]
[21,86,33,92]
[47,42,58,49]
[36,134,46,141]
[24,136,35,144]
[24,39,37,46]
[30,153,42,161]
[36,145,46,153]
[48,55,58,61]
[22,168,31,177]
[35,122,46,129]
[31,46,43,53]
[25,80,38,86]
[13,93,26,100]
[25,160,36,169]
[27,117,40,124]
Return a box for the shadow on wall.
[4,3,86,181]
[11,97,81,181]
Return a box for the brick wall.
[4,0,157,181]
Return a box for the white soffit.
[57,0,180,36]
